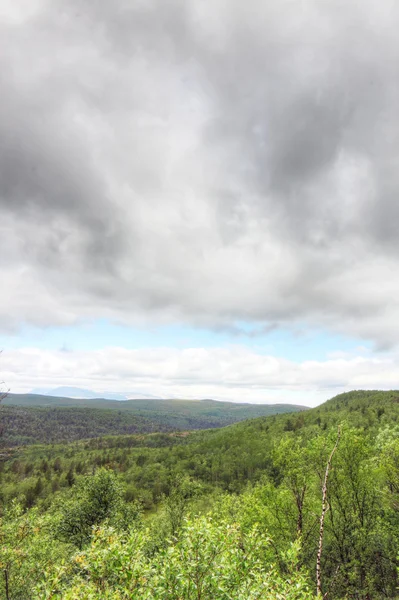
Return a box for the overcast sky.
[1,0,399,405]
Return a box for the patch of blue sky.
[232,322,372,362]
[0,318,371,362]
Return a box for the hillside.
[5,389,398,496]
[2,389,399,598]
[1,394,307,445]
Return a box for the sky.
[1,0,399,407]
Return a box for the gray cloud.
[1,0,399,345]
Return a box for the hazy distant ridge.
[30,386,162,401]
[2,392,308,446]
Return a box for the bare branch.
[0,350,9,403]
[0,386,9,403]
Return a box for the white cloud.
[2,346,398,407]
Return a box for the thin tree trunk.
[316,426,341,597]
[295,486,306,537]
[4,569,10,600]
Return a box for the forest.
[1,389,399,598]
[2,395,306,446]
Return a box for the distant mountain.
[30,386,162,401]
[2,393,308,445]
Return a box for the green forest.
[2,394,306,446]
[2,390,399,598]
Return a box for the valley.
[1,390,399,598]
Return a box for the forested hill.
[4,392,309,413]
[1,394,307,445]
[3,389,399,599]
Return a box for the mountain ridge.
[1,393,308,446]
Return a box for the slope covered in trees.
[1,389,399,598]
[1,395,307,445]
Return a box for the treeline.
[0,399,306,446]
[2,390,399,597]
[0,406,177,446]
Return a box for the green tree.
[322,430,394,598]
[0,500,68,600]
[164,474,202,538]
[56,468,125,549]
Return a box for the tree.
[320,428,394,598]
[316,426,340,597]
[273,436,318,544]
[164,474,202,538]
[57,468,125,549]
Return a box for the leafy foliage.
[39,515,313,599]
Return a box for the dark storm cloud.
[1,0,399,345]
